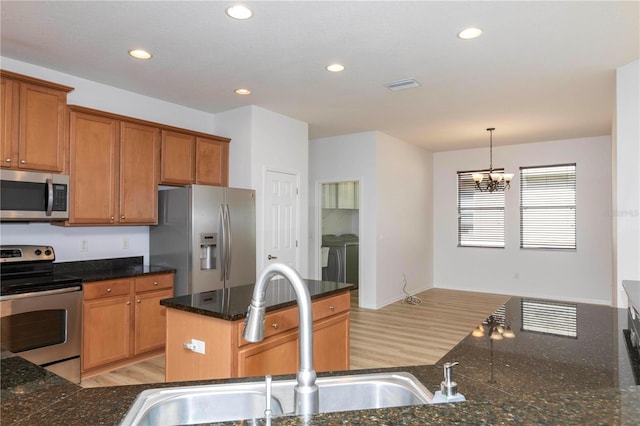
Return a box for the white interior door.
[264,170,299,269]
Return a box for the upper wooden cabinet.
[0,70,73,172]
[160,131,229,187]
[68,107,159,225]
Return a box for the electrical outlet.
[122,237,130,250]
[81,240,88,252]
[192,339,205,354]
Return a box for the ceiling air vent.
[384,78,421,91]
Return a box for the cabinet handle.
[106,288,112,293]
[272,323,279,330]
[20,160,26,164]
[4,158,10,163]
[126,301,131,305]
[329,305,335,311]
[153,281,159,286]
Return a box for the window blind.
[457,170,505,247]
[520,164,576,249]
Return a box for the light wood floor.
[80,288,508,388]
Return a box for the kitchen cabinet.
[159,131,230,186]
[0,70,73,172]
[322,181,359,209]
[165,291,350,382]
[81,273,174,378]
[68,107,159,225]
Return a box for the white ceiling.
[1,1,638,151]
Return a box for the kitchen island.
[2,295,639,425]
[161,279,353,381]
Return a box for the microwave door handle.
[45,178,54,216]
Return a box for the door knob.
[268,255,278,260]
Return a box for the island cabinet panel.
[0,70,73,173]
[68,107,159,226]
[81,273,174,379]
[165,291,350,382]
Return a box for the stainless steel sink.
[120,372,434,425]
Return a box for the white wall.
[214,105,309,277]
[310,131,433,309]
[375,132,433,307]
[0,57,217,263]
[433,136,613,305]
[310,132,378,307]
[613,59,640,307]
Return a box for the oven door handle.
[0,286,82,301]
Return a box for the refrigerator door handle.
[224,203,232,280]
[219,204,226,282]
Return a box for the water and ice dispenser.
[199,233,217,270]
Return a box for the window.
[520,164,576,249]
[457,170,505,247]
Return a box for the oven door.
[1,287,81,383]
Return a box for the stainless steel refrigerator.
[150,185,256,296]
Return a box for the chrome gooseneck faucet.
[243,263,319,416]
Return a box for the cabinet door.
[196,137,228,186]
[119,121,159,224]
[237,331,299,377]
[0,78,18,169]
[134,288,173,355]
[69,111,119,224]
[82,295,132,371]
[18,82,67,172]
[160,130,195,185]
[313,312,350,372]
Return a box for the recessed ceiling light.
[326,63,345,73]
[128,49,152,59]
[226,5,253,20]
[457,27,483,40]
[235,88,251,95]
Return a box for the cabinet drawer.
[135,273,174,293]
[237,304,298,347]
[83,279,131,300]
[312,292,350,322]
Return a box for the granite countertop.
[161,278,354,321]
[54,256,175,282]
[2,296,639,425]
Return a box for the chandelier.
[472,128,514,192]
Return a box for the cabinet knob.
[106,288,112,293]
[20,160,26,164]
[137,299,141,303]
[153,281,159,286]
[111,216,115,221]
[120,215,125,220]
[4,158,10,163]
[126,301,131,305]
[272,323,279,330]
[329,305,335,311]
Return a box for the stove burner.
[0,245,82,299]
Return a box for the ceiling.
[1,1,638,151]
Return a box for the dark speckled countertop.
[54,256,175,282]
[161,278,354,321]
[2,295,639,425]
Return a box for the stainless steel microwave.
[0,170,70,221]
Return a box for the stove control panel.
[0,245,55,263]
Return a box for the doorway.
[319,180,360,290]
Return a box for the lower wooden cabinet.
[166,291,351,382]
[81,272,174,377]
